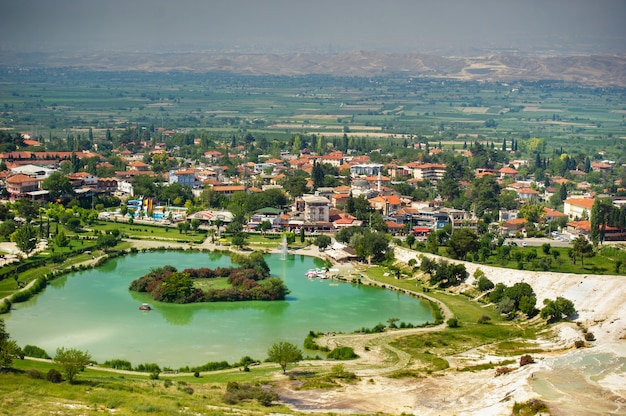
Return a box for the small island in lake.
[129,252,290,303]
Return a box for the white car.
[522,242,528,247]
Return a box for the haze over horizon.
[1,0,625,56]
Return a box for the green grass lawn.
[2,358,291,416]
[193,277,231,290]
[390,323,539,370]
[91,221,206,243]
[363,265,501,324]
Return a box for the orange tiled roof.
[564,198,594,209]
[6,174,37,184]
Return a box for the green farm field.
[1,69,624,157]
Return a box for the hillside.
[3,51,626,86]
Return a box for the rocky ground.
[271,246,626,415]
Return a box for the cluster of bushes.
[488,282,537,318]
[27,368,62,383]
[181,356,259,373]
[519,354,534,366]
[473,269,495,292]
[102,359,133,371]
[512,399,549,415]
[356,323,387,334]
[101,355,260,374]
[419,256,468,288]
[327,346,358,360]
[129,263,289,303]
[495,366,513,376]
[540,297,576,323]
[223,381,278,407]
[304,331,330,352]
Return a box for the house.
[411,226,432,240]
[331,193,350,208]
[204,150,223,161]
[516,187,540,202]
[563,197,595,220]
[169,169,199,188]
[503,218,527,233]
[97,177,118,194]
[590,162,612,173]
[543,207,568,223]
[332,213,363,229]
[499,166,518,179]
[128,161,149,171]
[385,220,405,235]
[403,162,446,183]
[5,174,40,196]
[319,151,344,167]
[369,195,402,216]
[350,163,383,177]
[68,171,98,187]
[249,207,284,231]
[300,194,331,223]
[210,185,246,198]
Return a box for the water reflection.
[129,291,291,326]
[47,273,68,289]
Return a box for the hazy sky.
[1,0,625,55]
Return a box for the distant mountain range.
[3,51,625,86]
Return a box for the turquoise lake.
[5,251,433,368]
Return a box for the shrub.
[163,379,173,388]
[447,317,459,328]
[27,369,42,379]
[574,340,585,348]
[512,399,549,415]
[47,369,63,383]
[193,371,200,378]
[476,275,495,292]
[584,332,595,341]
[519,354,534,367]
[223,382,278,407]
[477,315,492,324]
[495,366,513,377]
[327,346,359,360]
[330,364,357,381]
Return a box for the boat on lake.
[305,268,327,278]
[138,303,152,311]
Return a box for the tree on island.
[267,341,302,374]
[129,252,288,303]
